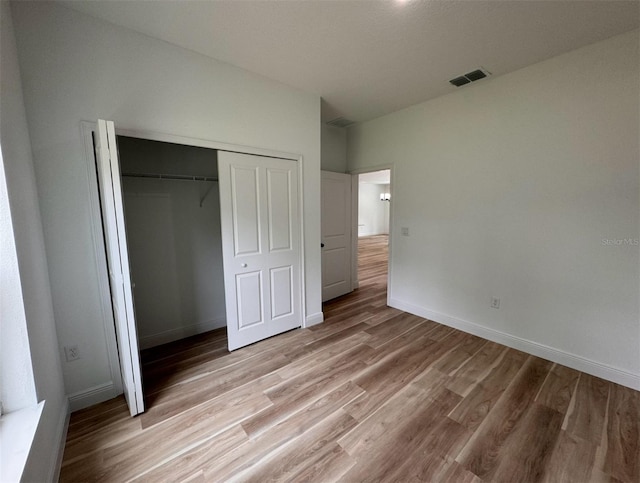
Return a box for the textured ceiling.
[59,0,639,124]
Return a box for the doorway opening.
[357,169,391,296]
[320,167,392,320]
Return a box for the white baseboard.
[389,297,640,391]
[305,312,324,327]
[68,381,119,412]
[139,317,226,350]
[49,399,70,483]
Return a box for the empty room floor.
[60,235,639,482]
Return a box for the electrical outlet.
[401,227,410,236]
[64,345,81,362]
[491,297,500,309]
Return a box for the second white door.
[321,171,352,301]
[218,151,302,351]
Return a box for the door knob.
[321,243,325,248]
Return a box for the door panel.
[219,151,302,351]
[321,171,352,301]
[323,247,348,286]
[231,166,261,256]
[95,119,144,417]
[267,169,292,251]
[236,271,264,328]
[270,266,293,319]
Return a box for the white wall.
[321,124,347,172]
[1,2,67,479]
[348,30,640,388]
[120,137,225,349]
[12,1,321,400]
[358,183,390,236]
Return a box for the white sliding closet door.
[218,151,302,351]
[95,119,144,416]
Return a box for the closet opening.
[116,136,227,402]
[89,119,306,416]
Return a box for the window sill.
[0,401,44,482]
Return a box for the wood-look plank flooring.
[61,235,640,482]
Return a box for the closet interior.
[117,136,226,358]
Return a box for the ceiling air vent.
[326,117,355,128]
[449,67,491,87]
[450,76,471,87]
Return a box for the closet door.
[218,151,302,351]
[95,119,144,416]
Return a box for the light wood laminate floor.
[61,235,639,482]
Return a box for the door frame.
[81,121,308,398]
[349,164,395,306]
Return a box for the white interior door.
[321,171,352,301]
[218,151,302,351]
[95,119,144,416]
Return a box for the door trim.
[349,164,395,306]
[81,121,308,397]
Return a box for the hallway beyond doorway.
[358,235,388,290]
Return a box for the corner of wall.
[21,397,70,482]
[321,124,348,173]
[48,398,70,483]
[305,312,324,327]
[389,297,640,391]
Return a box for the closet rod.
[122,172,218,182]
